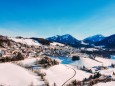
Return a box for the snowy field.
[50,42,65,46]
[0,63,44,86]
[94,81,115,86]
[10,38,41,46]
[45,56,115,85]
[1,55,115,86]
[95,57,115,66]
[80,57,102,68]
[17,58,40,66]
[41,64,74,86]
[100,68,115,76]
[41,64,91,86]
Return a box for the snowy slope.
[83,34,105,44]
[17,58,40,66]
[95,57,115,66]
[10,38,41,46]
[80,57,102,68]
[100,68,115,76]
[95,34,115,48]
[47,34,80,47]
[50,42,65,46]
[41,64,74,86]
[94,81,115,86]
[0,63,44,86]
[41,64,91,86]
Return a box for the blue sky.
[0,0,115,39]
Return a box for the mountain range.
[1,34,115,48]
[46,34,115,48]
[83,34,105,45]
[46,34,81,47]
[95,34,115,48]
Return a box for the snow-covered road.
[62,65,76,86]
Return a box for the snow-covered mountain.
[46,34,81,47]
[31,37,52,45]
[11,37,52,46]
[83,34,105,44]
[10,37,41,46]
[95,34,115,48]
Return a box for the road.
[62,65,76,86]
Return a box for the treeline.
[36,56,59,68]
[66,71,115,86]
[0,35,13,47]
[80,50,115,58]
[0,52,24,63]
[31,37,52,45]
[66,72,102,86]
[80,66,93,73]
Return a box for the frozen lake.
[111,55,115,60]
[50,56,79,64]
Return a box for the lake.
[50,56,76,64]
[111,55,115,60]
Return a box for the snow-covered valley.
[0,36,115,86]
